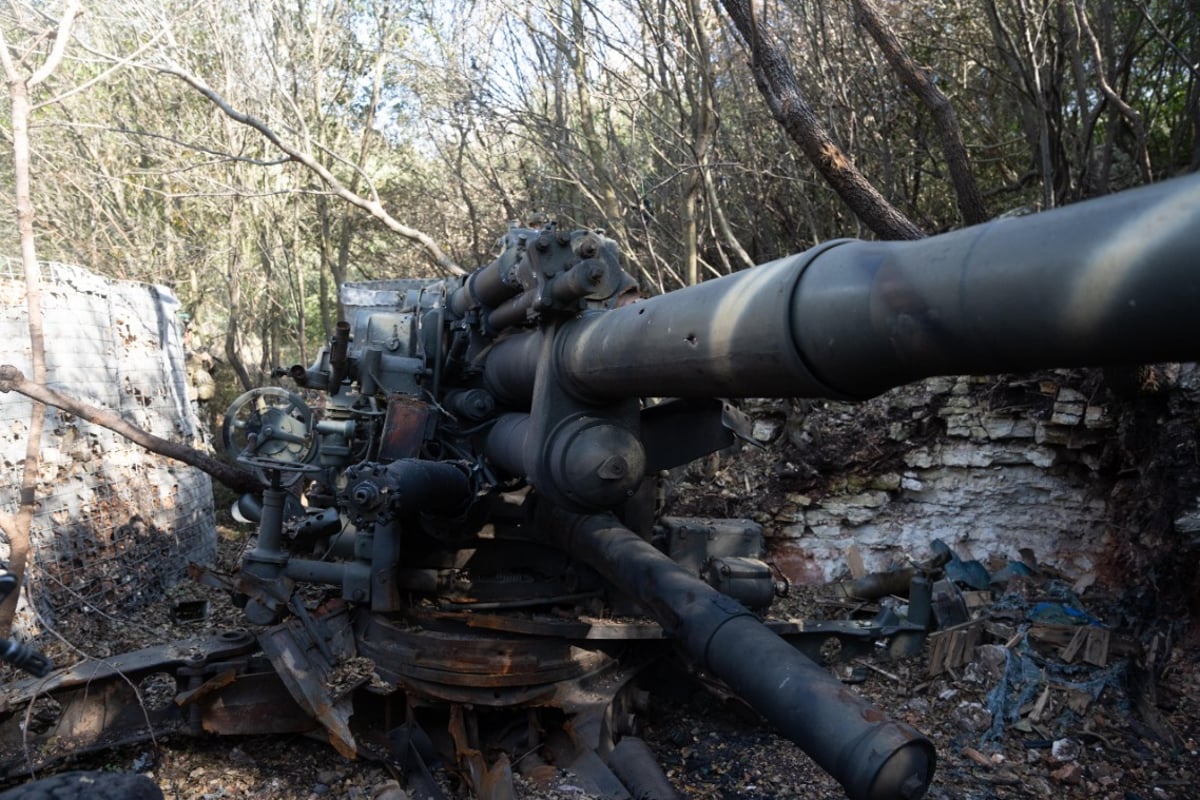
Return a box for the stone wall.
[0,261,216,624]
[752,366,1200,595]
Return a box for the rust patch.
[861,706,887,723]
[767,545,829,586]
[379,396,431,460]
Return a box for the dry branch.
[851,0,988,225]
[717,0,925,240]
[0,365,262,494]
[157,66,466,277]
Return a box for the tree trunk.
[851,0,989,225]
[1072,0,1153,184]
[0,77,44,638]
[0,1,81,635]
[569,0,629,243]
[224,207,255,392]
[717,0,925,240]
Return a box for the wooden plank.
[1083,627,1110,667]
[1029,685,1051,722]
[926,619,983,677]
[927,632,950,677]
[1028,623,1078,647]
[1060,626,1088,663]
[961,621,982,660]
[846,545,866,579]
[962,590,992,611]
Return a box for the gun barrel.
[555,173,1200,402]
[544,506,934,800]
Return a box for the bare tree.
[158,66,465,278]
[0,0,82,634]
[1069,0,1152,185]
[850,0,989,224]
[6,0,1193,354]
[716,0,925,239]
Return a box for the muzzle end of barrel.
[846,727,935,800]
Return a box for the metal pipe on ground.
[543,505,935,800]
[610,737,680,800]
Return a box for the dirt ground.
[6,513,1196,800]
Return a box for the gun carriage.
[2,174,1198,800]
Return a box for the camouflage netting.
[0,261,216,627]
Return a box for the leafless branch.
[0,365,262,493]
[156,65,466,276]
[25,0,78,88]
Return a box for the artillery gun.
[1,174,1198,800]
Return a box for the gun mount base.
[0,592,927,799]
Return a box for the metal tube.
[483,332,542,408]
[482,413,530,477]
[360,459,473,515]
[792,174,1200,397]
[543,506,934,800]
[449,246,522,316]
[283,559,344,585]
[484,291,535,334]
[556,173,1200,402]
[328,321,351,392]
[610,738,680,800]
[242,486,289,577]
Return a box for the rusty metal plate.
[378,396,431,460]
[198,670,318,736]
[258,604,359,758]
[0,630,256,712]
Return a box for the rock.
[1174,501,1200,534]
[1035,422,1072,445]
[867,472,901,491]
[940,442,995,467]
[1028,776,1055,796]
[962,644,1007,685]
[904,448,937,468]
[1056,387,1087,404]
[1024,443,1059,467]
[1051,738,1081,762]
[1084,405,1114,428]
[371,781,409,800]
[784,492,813,507]
[903,697,932,715]
[925,376,956,394]
[1050,762,1083,784]
[752,418,782,442]
[1049,409,1083,426]
[841,490,890,508]
[983,417,1036,439]
[950,701,993,733]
